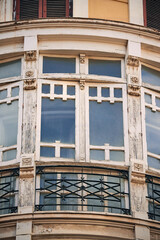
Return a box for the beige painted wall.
[89,0,129,23]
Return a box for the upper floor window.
[14,0,73,20]
[142,65,160,87]
[0,59,21,80]
[144,0,160,31]
[0,82,22,163]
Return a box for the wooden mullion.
[16,0,20,20]
[143,0,147,27]
[66,0,69,17]
[39,0,43,18]
[43,0,47,18]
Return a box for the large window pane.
[41,98,75,144]
[89,59,121,77]
[43,57,76,74]
[0,60,21,79]
[142,66,160,86]
[0,100,18,147]
[89,101,124,146]
[146,107,160,155]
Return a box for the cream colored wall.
[89,0,129,23]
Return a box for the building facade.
[0,0,160,239]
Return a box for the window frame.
[0,82,23,166]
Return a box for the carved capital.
[80,79,85,90]
[134,163,144,172]
[131,172,145,184]
[24,79,36,90]
[25,70,34,78]
[127,56,139,67]
[20,167,34,178]
[25,51,37,61]
[128,84,140,96]
[80,54,86,64]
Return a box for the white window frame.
[0,81,23,166]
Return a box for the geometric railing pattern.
[35,165,130,214]
[0,168,19,215]
[146,175,160,221]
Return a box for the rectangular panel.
[43,57,76,73]
[142,65,160,86]
[0,60,21,79]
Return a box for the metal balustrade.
[0,168,19,215]
[146,175,160,221]
[35,165,130,214]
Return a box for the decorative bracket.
[24,79,36,90]
[80,79,85,90]
[127,56,139,67]
[80,54,86,64]
[25,51,37,61]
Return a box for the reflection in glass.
[11,87,19,97]
[0,100,18,147]
[43,57,75,73]
[67,86,75,95]
[3,149,17,161]
[41,98,75,144]
[145,94,152,104]
[142,66,160,86]
[110,151,124,161]
[55,85,62,95]
[89,87,97,97]
[40,147,55,157]
[0,59,21,79]
[61,148,75,159]
[42,84,50,94]
[156,97,160,108]
[102,88,109,97]
[0,89,7,100]
[89,59,121,77]
[114,88,122,98]
[148,156,160,170]
[90,150,105,160]
[90,101,124,146]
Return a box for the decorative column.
[126,41,150,240]
[17,37,38,240]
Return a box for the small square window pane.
[61,148,75,159]
[148,156,160,170]
[11,87,19,97]
[40,147,55,158]
[145,94,152,104]
[90,150,105,160]
[89,87,97,97]
[156,97,160,108]
[110,151,124,161]
[67,86,75,95]
[101,88,109,97]
[42,84,50,94]
[0,89,7,100]
[55,85,62,94]
[3,149,17,161]
[114,88,122,98]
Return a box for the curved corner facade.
[0,1,160,240]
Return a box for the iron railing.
[35,165,130,214]
[146,175,160,221]
[0,168,19,215]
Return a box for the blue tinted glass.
[0,59,21,79]
[148,156,160,170]
[61,148,75,159]
[145,94,152,104]
[55,85,62,94]
[40,173,57,189]
[90,150,105,160]
[89,59,121,77]
[114,88,122,98]
[3,149,17,161]
[40,147,55,157]
[41,98,75,144]
[42,84,50,94]
[40,193,57,211]
[61,194,78,211]
[0,89,7,100]
[142,66,160,86]
[11,87,19,97]
[102,88,109,97]
[43,57,75,73]
[89,87,97,97]
[146,107,160,155]
[90,101,124,146]
[110,151,124,161]
[67,86,75,95]
[156,98,160,108]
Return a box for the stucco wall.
[88,0,129,23]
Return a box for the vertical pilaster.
[126,41,149,239]
[0,0,13,22]
[73,0,88,18]
[79,54,86,162]
[129,0,144,26]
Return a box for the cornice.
[0,18,159,40]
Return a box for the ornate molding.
[80,79,85,90]
[24,79,36,90]
[20,167,34,178]
[127,56,139,67]
[128,85,141,96]
[25,70,34,78]
[131,172,145,184]
[25,51,37,61]
[80,54,85,64]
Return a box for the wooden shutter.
[146,0,160,31]
[19,0,39,20]
[46,0,67,17]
